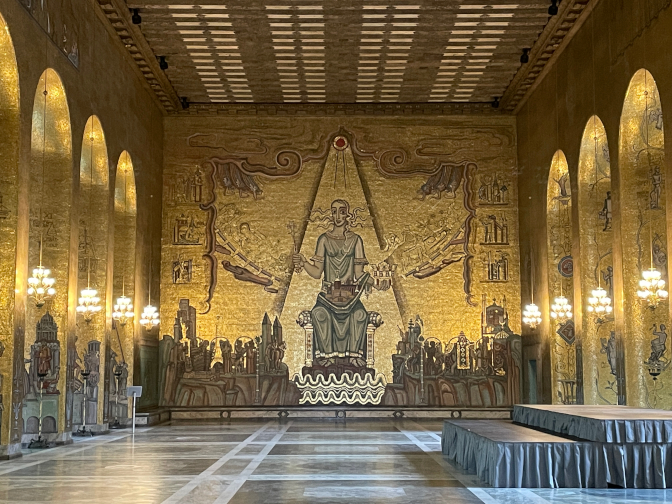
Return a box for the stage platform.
[513,404,672,443]
[442,405,672,489]
[442,420,603,488]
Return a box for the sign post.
[126,386,143,435]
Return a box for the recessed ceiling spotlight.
[520,48,530,64]
[548,0,559,16]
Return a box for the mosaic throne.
[296,310,383,379]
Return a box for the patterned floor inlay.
[0,419,671,503]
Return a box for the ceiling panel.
[126,0,552,105]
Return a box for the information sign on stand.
[126,386,142,435]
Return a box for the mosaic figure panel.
[160,117,522,407]
[619,69,670,408]
[546,150,576,404]
[578,116,622,405]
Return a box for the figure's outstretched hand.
[293,253,306,273]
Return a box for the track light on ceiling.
[131,9,142,25]
[548,0,559,16]
[492,97,500,109]
[159,56,168,71]
[520,48,530,64]
[181,97,189,109]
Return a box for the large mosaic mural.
[160,117,522,407]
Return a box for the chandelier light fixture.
[140,238,159,331]
[113,290,134,327]
[587,286,613,316]
[29,72,57,309]
[140,303,159,331]
[522,258,542,329]
[77,257,101,323]
[550,281,572,324]
[550,295,573,323]
[27,253,56,309]
[523,303,542,329]
[638,268,668,308]
[112,159,134,327]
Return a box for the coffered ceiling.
[97,0,593,113]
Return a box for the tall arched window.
[25,69,72,437]
[110,151,136,422]
[75,116,109,428]
[578,116,619,405]
[619,69,669,408]
[0,11,20,445]
[546,150,576,404]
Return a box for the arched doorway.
[546,150,576,404]
[577,115,620,405]
[619,69,669,408]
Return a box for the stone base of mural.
[167,372,300,407]
[383,374,512,407]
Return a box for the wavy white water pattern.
[294,373,388,405]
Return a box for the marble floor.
[0,419,671,503]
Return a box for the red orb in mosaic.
[333,136,348,151]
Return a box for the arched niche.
[577,115,618,405]
[546,149,576,405]
[0,11,20,446]
[619,69,669,408]
[110,151,136,421]
[76,115,109,428]
[26,68,72,438]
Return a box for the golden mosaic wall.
[112,152,136,419]
[161,116,521,398]
[546,150,576,404]
[619,69,669,409]
[578,116,617,405]
[26,69,72,436]
[0,12,20,446]
[77,116,109,426]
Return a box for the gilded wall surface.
[25,69,72,441]
[546,151,576,404]
[111,152,136,422]
[161,116,522,407]
[75,116,109,428]
[0,0,163,455]
[0,11,20,447]
[577,116,620,405]
[619,70,670,409]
